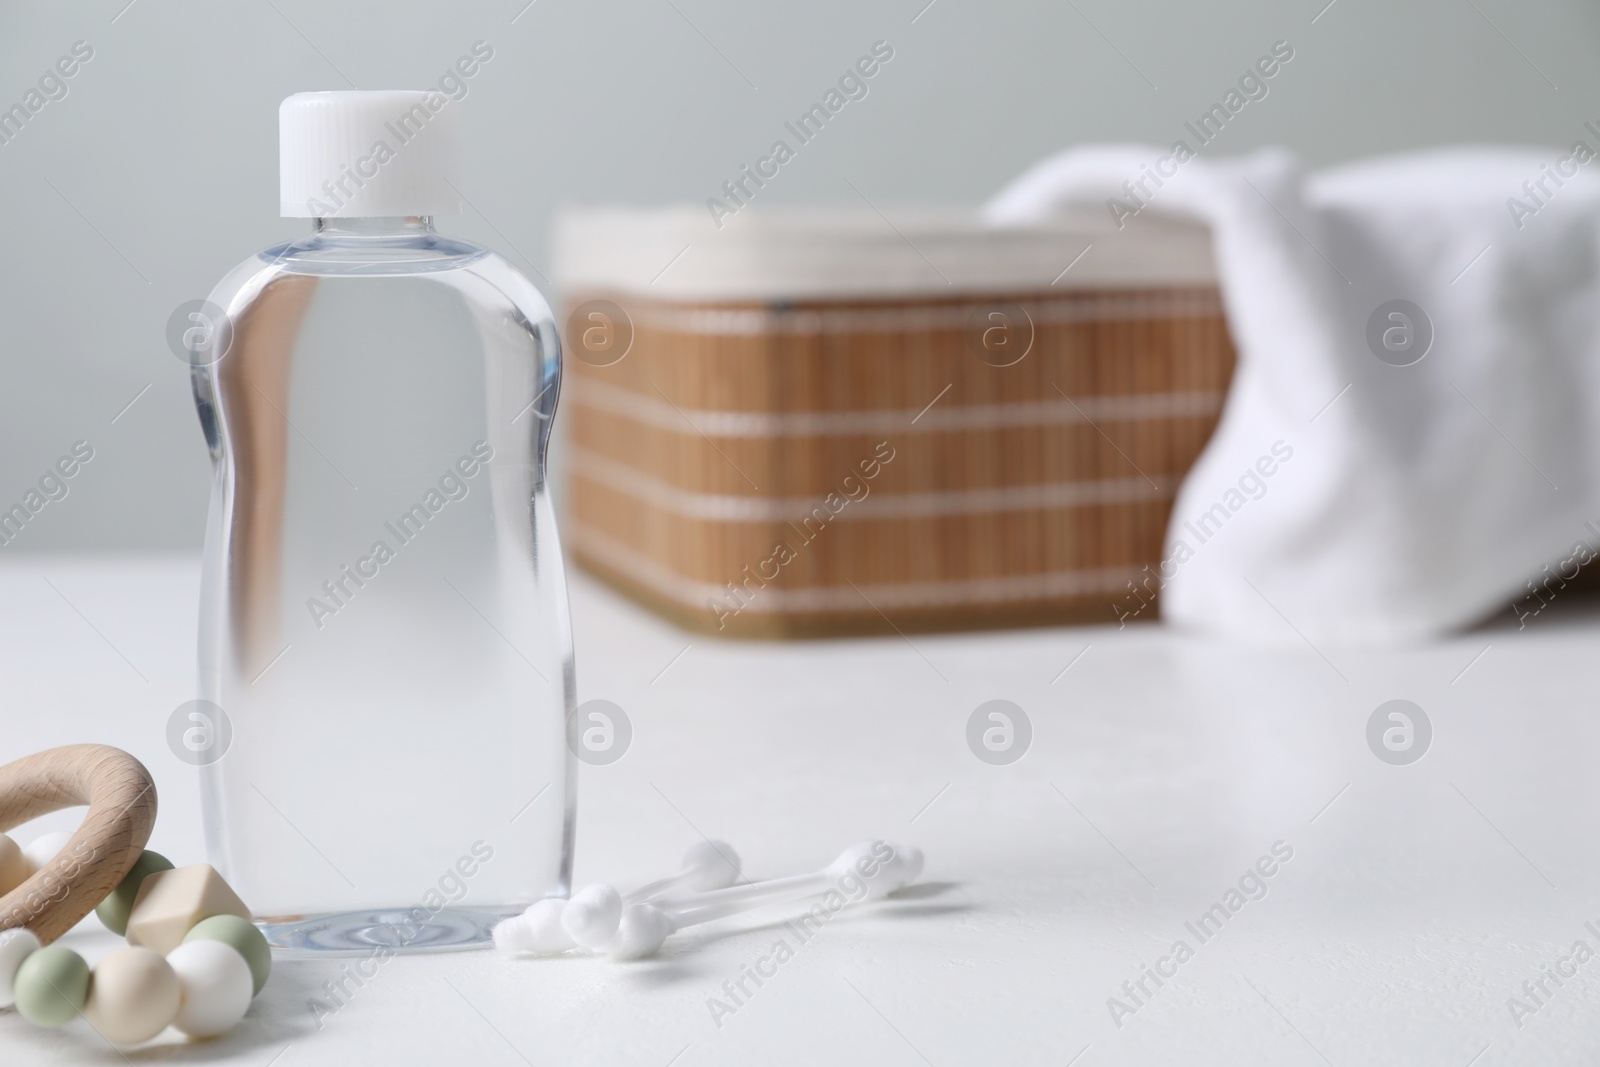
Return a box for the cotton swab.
[495,840,741,955]
[495,840,923,960]
[607,841,923,960]
[662,841,922,917]
[564,840,745,948]
[493,899,575,954]
[561,883,624,949]
[627,840,742,900]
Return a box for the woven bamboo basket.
[554,207,1234,637]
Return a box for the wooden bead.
[126,864,250,955]
[184,914,271,995]
[0,835,27,896]
[0,927,40,1008]
[167,940,252,1038]
[13,945,89,1027]
[96,850,174,937]
[85,946,179,1045]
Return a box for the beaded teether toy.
[0,744,271,1045]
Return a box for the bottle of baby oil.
[189,91,574,952]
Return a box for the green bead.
[95,850,174,937]
[183,914,271,995]
[14,946,88,1027]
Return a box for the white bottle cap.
[279,90,462,218]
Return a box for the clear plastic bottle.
[189,91,574,952]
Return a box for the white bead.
[167,940,253,1038]
[0,928,41,1008]
[22,831,74,874]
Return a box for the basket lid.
[553,204,1216,301]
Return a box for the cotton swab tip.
[681,840,741,891]
[561,883,623,949]
[493,914,536,953]
[828,841,924,898]
[607,904,676,960]
[493,898,579,956]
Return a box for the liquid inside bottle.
[190,93,574,953]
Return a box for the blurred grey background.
[0,0,1595,551]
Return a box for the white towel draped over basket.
[987,145,1600,644]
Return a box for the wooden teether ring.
[0,745,156,944]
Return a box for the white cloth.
[985,145,1600,644]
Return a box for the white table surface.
[0,554,1594,1065]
